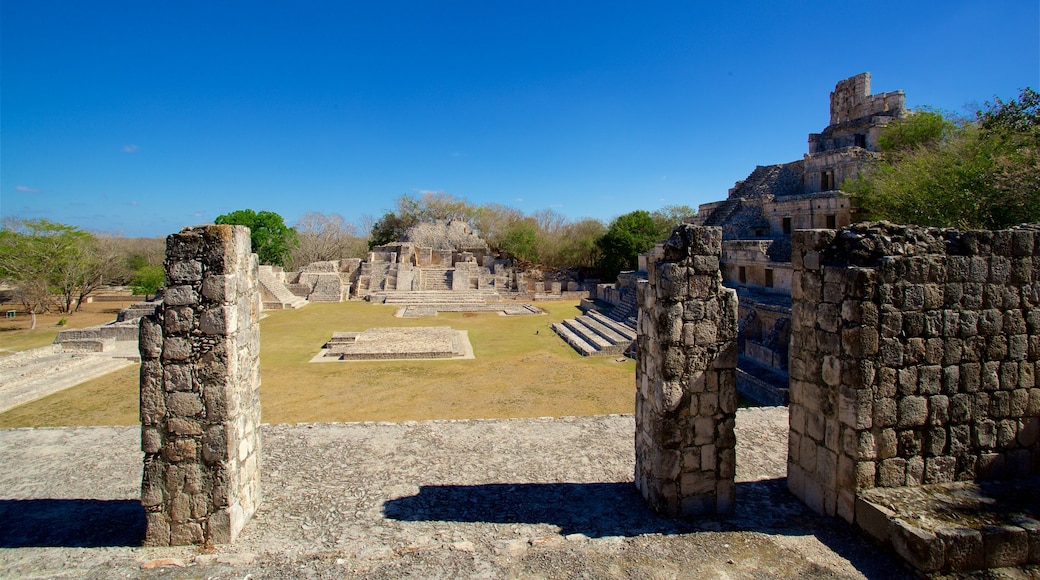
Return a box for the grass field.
[0,300,637,428]
[0,298,143,355]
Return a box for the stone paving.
[0,408,916,579]
[0,342,139,414]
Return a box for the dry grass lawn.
[0,300,636,427]
[0,298,143,355]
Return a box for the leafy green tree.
[0,219,104,326]
[846,88,1040,229]
[596,210,661,279]
[214,209,298,266]
[650,204,697,239]
[131,265,165,296]
[556,218,606,269]
[498,218,540,263]
[368,211,419,249]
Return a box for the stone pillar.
[635,225,739,516]
[139,225,263,546]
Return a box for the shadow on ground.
[0,499,146,548]
[384,478,910,579]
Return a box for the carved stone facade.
[635,225,739,516]
[139,225,263,546]
[690,73,907,405]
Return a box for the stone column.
[635,225,739,516]
[139,225,262,545]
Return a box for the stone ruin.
[138,225,262,546]
[684,72,907,406]
[313,326,472,361]
[257,220,589,309]
[634,226,739,515]
[137,220,1038,574]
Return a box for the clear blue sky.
[3,1,1038,238]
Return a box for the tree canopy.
[0,219,112,326]
[215,209,298,266]
[846,88,1040,229]
[596,210,662,279]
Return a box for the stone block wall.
[789,223,1040,523]
[635,225,739,516]
[139,225,263,545]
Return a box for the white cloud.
[123,144,139,153]
[514,197,524,203]
[15,185,43,193]
[129,200,139,206]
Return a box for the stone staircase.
[605,291,639,327]
[259,268,309,309]
[702,198,742,226]
[552,309,636,357]
[421,268,453,291]
[367,290,501,305]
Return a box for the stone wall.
[788,222,1040,523]
[827,72,906,127]
[635,225,739,516]
[139,225,263,545]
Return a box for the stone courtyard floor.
[0,408,919,579]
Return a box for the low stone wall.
[138,225,263,545]
[788,222,1040,523]
[635,225,739,516]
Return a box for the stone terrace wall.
[138,225,263,545]
[635,225,739,516]
[788,222,1040,523]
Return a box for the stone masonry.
[788,222,1040,523]
[635,225,740,516]
[138,225,263,545]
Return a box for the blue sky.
[3,1,1038,238]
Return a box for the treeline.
[0,218,164,328]
[215,196,697,280]
[366,193,695,278]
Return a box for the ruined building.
[688,72,906,404]
[258,219,585,308]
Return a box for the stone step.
[575,314,629,344]
[562,319,614,351]
[258,270,309,309]
[586,310,637,341]
[550,322,598,356]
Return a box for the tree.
[214,209,298,266]
[131,265,165,296]
[498,218,540,263]
[596,210,661,279]
[0,219,101,327]
[846,89,1040,229]
[556,218,606,270]
[368,211,419,249]
[289,212,365,268]
[650,204,697,239]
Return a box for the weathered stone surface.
[140,224,261,546]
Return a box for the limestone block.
[164,285,198,307]
[891,518,944,573]
[983,524,1030,568]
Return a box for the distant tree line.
[365,192,696,279]
[212,195,696,280]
